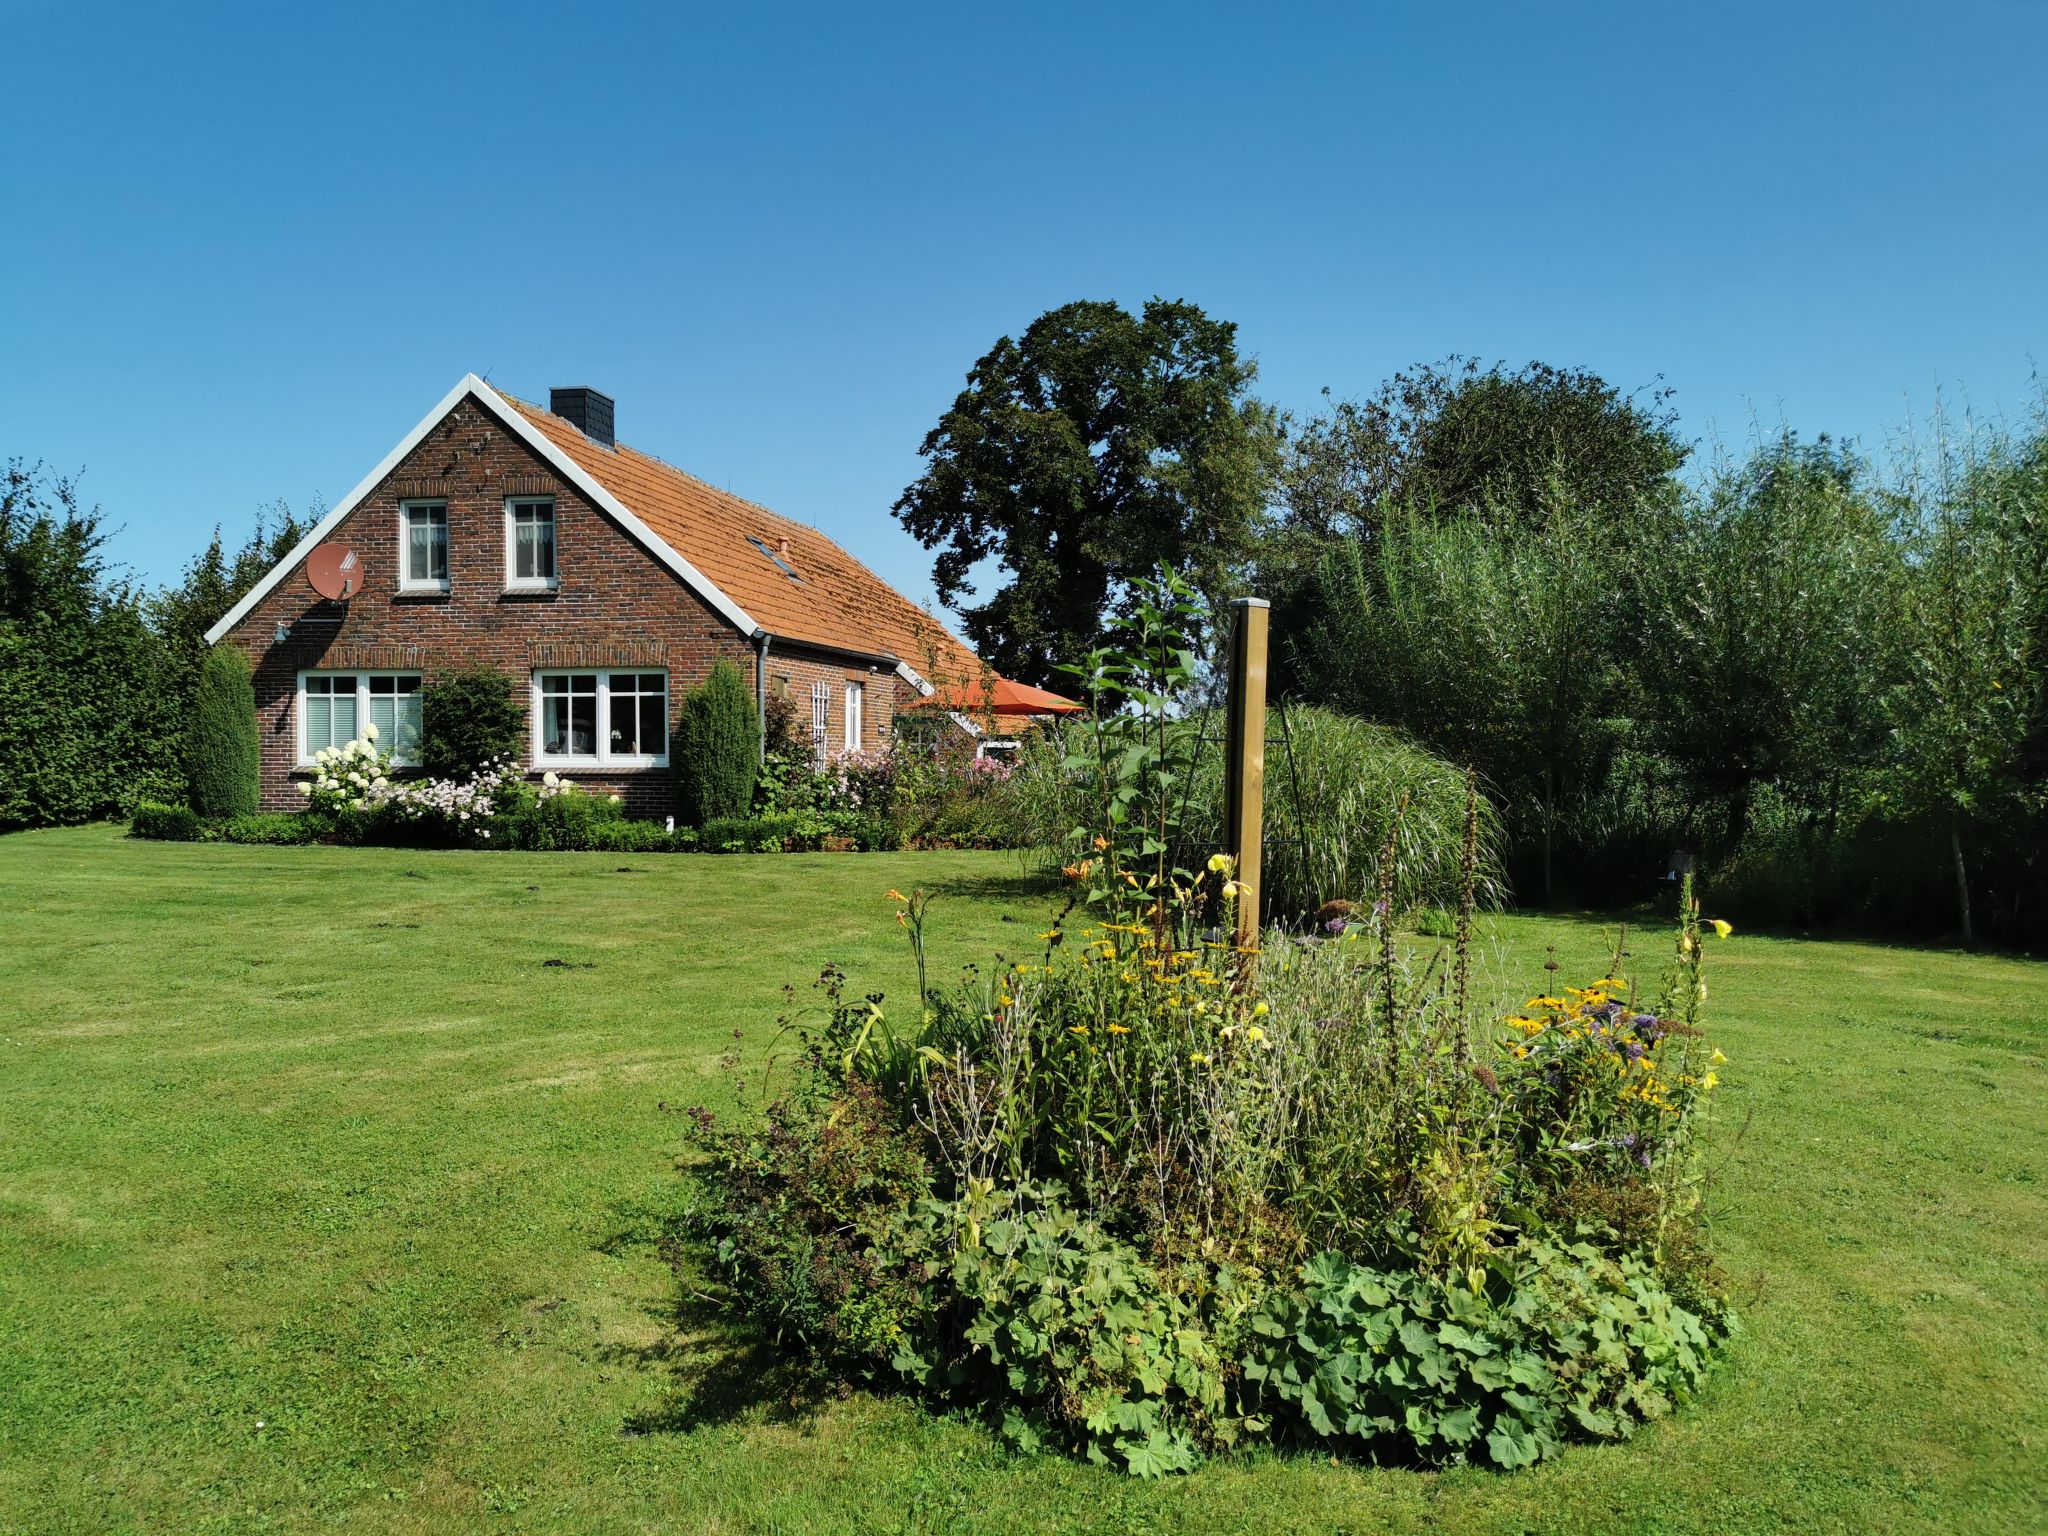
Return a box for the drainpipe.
[753,630,771,763]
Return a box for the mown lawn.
[1,824,2043,1535]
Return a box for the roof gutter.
[754,630,771,764]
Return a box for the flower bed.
[683,863,1737,1474]
[678,572,1738,1476]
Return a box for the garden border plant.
[679,568,1739,1476]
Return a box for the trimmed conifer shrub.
[675,658,759,825]
[420,665,525,779]
[186,645,259,816]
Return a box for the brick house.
[207,375,987,815]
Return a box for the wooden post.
[1223,597,1269,956]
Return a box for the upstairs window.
[400,502,448,591]
[536,671,667,766]
[506,497,556,589]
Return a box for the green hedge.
[186,646,259,817]
[674,659,759,825]
[130,800,207,841]
[419,666,525,779]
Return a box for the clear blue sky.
[4,1,2043,623]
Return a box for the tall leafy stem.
[1053,567,1211,941]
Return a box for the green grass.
[1,824,2043,1535]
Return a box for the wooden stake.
[1223,597,1269,956]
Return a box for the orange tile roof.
[502,393,983,687]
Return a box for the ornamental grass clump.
[681,567,1740,1476]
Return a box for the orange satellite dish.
[306,543,361,601]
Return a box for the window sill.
[532,760,670,773]
[395,585,450,601]
[501,583,560,599]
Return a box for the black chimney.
[549,386,614,448]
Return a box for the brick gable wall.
[223,395,903,817]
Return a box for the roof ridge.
[500,389,809,534]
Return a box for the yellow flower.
[1207,852,1234,874]
[886,889,906,903]
[1701,1071,1719,1090]
[1251,1001,1269,1018]
[1710,918,1733,939]
[1247,1026,1266,1044]
[1709,1047,1727,1067]
[1189,1052,1209,1065]
[1107,1023,1131,1035]
[1068,1025,1090,1037]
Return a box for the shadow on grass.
[919,865,1062,907]
[606,1282,837,1436]
[594,1200,839,1436]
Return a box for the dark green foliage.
[1242,1243,1727,1468]
[674,659,760,825]
[895,298,1283,685]
[151,498,314,722]
[217,812,321,845]
[1277,409,2048,945]
[419,666,525,779]
[688,1070,932,1368]
[129,800,206,841]
[699,812,811,852]
[0,461,181,828]
[186,645,259,816]
[581,819,694,853]
[879,1185,1231,1473]
[510,789,626,851]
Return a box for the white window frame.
[296,670,423,767]
[531,669,669,769]
[810,680,830,768]
[503,496,558,591]
[843,681,865,752]
[398,500,449,593]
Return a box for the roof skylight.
[746,533,801,580]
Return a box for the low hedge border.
[127,803,909,855]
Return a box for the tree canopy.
[1276,357,1688,544]
[895,298,1281,686]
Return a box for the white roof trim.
[205,373,761,647]
[894,659,934,696]
[204,376,476,646]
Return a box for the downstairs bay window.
[534,670,668,768]
[299,672,422,765]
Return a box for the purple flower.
[1324,917,1349,936]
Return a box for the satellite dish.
[306,543,362,601]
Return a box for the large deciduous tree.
[895,299,1281,687]
[1283,358,1689,535]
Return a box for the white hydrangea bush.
[294,745,625,847]
[300,728,392,815]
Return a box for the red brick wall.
[224,396,754,815]
[762,647,899,761]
